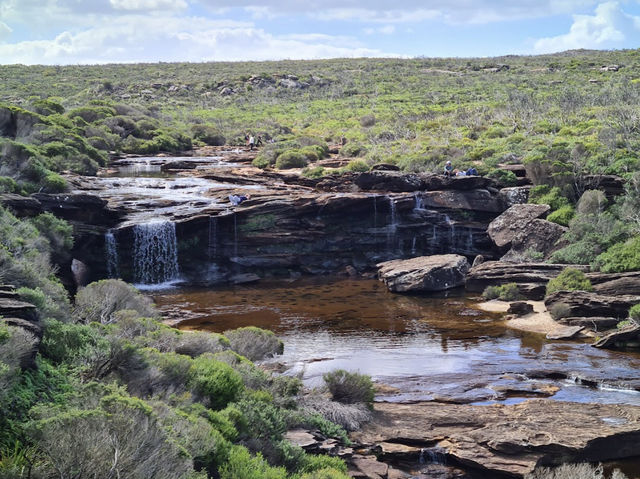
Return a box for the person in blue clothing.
[229,194,250,206]
[443,160,453,177]
[466,166,478,176]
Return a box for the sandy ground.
[476,300,575,336]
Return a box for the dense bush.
[275,150,309,169]
[188,354,244,409]
[593,237,640,273]
[546,268,593,296]
[546,205,575,226]
[224,327,284,361]
[482,283,522,301]
[629,304,640,323]
[323,370,374,406]
[74,279,157,324]
[192,124,225,146]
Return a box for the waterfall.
[373,196,378,229]
[104,231,120,278]
[133,221,179,285]
[386,196,398,254]
[208,216,217,261]
[413,192,423,210]
[233,213,238,259]
[411,236,417,255]
[418,446,447,465]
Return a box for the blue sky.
[0,1,639,64]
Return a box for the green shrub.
[340,143,366,158]
[482,283,521,301]
[192,125,225,146]
[74,279,156,324]
[40,319,108,364]
[629,304,640,322]
[188,354,243,409]
[234,397,286,440]
[224,327,283,361]
[275,150,308,169]
[547,205,575,226]
[549,302,571,320]
[0,177,18,193]
[487,169,517,186]
[297,467,351,479]
[528,185,569,211]
[219,446,287,479]
[298,454,347,475]
[40,173,68,193]
[593,237,640,273]
[30,213,73,251]
[252,155,271,169]
[343,160,369,172]
[546,268,593,296]
[323,370,374,406]
[301,166,325,178]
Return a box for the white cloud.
[0,15,394,64]
[0,21,12,41]
[363,25,396,35]
[534,1,640,53]
[109,0,187,11]
[192,0,598,24]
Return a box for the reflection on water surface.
[153,277,640,405]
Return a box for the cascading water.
[418,446,447,465]
[104,231,120,278]
[386,196,398,254]
[133,221,180,285]
[208,216,217,261]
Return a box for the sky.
[0,0,639,65]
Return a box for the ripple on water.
[152,277,640,406]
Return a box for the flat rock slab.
[546,325,584,340]
[352,400,640,478]
[378,254,469,293]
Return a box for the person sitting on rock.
[229,194,250,206]
[443,160,453,177]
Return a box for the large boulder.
[501,219,567,262]
[544,290,640,320]
[487,204,550,249]
[377,254,469,293]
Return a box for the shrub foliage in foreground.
[546,268,593,296]
[323,370,374,407]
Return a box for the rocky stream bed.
[2,149,640,478]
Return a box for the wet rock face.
[377,254,470,293]
[352,400,640,478]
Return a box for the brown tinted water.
[154,277,640,406]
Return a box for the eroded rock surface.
[501,219,566,262]
[487,204,550,249]
[378,255,470,293]
[352,400,640,478]
[544,290,640,320]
